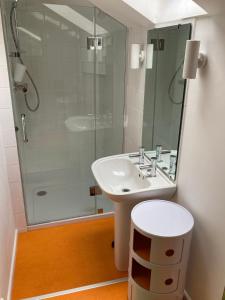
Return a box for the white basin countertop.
[92,153,176,202]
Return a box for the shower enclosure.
[1,0,127,225]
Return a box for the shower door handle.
[21,114,28,143]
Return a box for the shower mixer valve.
[14,82,28,93]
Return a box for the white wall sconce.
[183,40,207,79]
[130,44,154,69]
[146,44,154,69]
[130,44,144,69]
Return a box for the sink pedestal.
[91,154,176,272]
[114,201,135,271]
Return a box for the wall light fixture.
[130,44,154,69]
[183,40,207,79]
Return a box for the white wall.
[176,11,225,300]
[124,12,225,299]
[124,26,148,152]
[0,128,15,300]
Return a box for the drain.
[122,188,130,193]
[36,190,47,197]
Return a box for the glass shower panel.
[1,0,127,224]
[95,9,127,213]
[14,1,97,224]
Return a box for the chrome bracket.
[89,185,102,196]
[87,36,103,50]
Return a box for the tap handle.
[150,157,157,177]
[139,146,145,155]
[139,146,145,165]
[156,145,162,162]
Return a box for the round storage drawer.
[131,226,184,265]
[131,200,194,266]
[150,263,179,294]
[150,236,183,265]
[131,257,180,294]
[129,278,183,300]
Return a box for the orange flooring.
[50,282,128,300]
[12,217,127,300]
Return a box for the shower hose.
[10,3,40,112]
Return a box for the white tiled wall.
[124,26,149,152]
[0,12,17,300]
[0,11,26,231]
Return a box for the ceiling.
[195,0,225,14]
[89,0,225,28]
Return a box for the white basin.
[92,154,176,202]
[92,157,150,200]
[92,154,176,271]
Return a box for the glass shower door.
[94,9,127,213]
[12,2,97,224]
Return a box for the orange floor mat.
[12,217,127,300]
[50,282,128,300]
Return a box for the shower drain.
[36,191,47,197]
[122,188,130,193]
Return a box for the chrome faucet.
[140,157,157,178]
[139,164,152,170]
[129,146,146,165]
[149,157,157,177]
[139,146,145,165]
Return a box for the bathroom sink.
[92,154,176,202]
[92,154,176,271]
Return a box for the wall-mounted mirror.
[142,24,192,181]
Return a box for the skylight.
[122,0,207,24]
[43,4,107,35]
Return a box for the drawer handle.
[165,249,175,257]
[165,278,173,285]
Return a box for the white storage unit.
[128,200,194,300]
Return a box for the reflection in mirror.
[142,24,192,181]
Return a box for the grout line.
[23,277,128,300]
